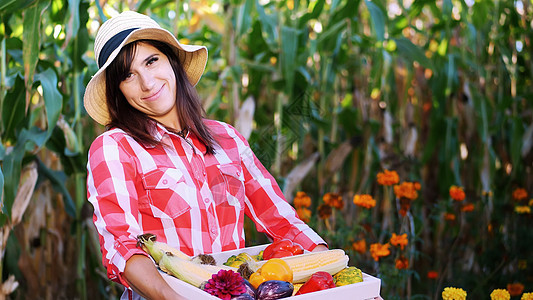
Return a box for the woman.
[84,11,327,299]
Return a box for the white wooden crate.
[161,244,381,300]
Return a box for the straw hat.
[83,11,208,125]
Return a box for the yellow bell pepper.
[249,258,293,288]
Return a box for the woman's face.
[119,42,179,129]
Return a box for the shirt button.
[204,198,209,204]
[211,228,217,234]
[236,171,240,176]
[162,179,168,185]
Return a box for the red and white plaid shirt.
[87,119,325,288]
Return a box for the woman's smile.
[142,84,165,101]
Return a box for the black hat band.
[98,27,139,68]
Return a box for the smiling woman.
[83,11,327,300]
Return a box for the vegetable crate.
[160,244,382,300]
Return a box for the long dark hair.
[105,39,215,154]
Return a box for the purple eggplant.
[242,279,256,298]
[255,280,293,300]
[232,293,255,300]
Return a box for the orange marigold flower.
[394,181,421,200]
[506,283,524,297]
[427,270,438,279]
[318,204,332,219]
[449,185,466,201]
[490,289,510,300]
[461,203,474,212]
[442,287,467,300]
[515,206,531,214]
[369,243,391,261]
[293,191,312,208]
[512,188,528,201]
[390,233,408,250]
[296,207,311,223]
[444,213,456,221]
[395,256,409,269]
[522,292,533,300]
[352,239,367,254]
[377,170,400,186]
[323,192,344,210]
[353,194,376,209]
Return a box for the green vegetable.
[333,266,363,286]
[224,252,255,268]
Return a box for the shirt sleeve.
[226,125,327,251]
[86,133,148,286]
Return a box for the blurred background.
[0,0,531,299]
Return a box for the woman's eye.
[123,72,133,81]
[147,57,158,66]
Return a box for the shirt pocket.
[141,167,192,219]
[216,163,245,209]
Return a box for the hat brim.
[83,27,207,126]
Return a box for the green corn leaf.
[298,0,324,27]
[2,76,25,142]
[0,164,4,209]
[37,159,76,217]
[255,0,279,51]
[329,0,341,11]
[316,19,346,50]
[394,37,435,71]
[1,140,24,217]
[22,0,50,94]
[66,0,80,40]
[280,26,299,95]
[0,0,36,15]
[364,0,385,41]
[35,68,62,139]
[510,117,524,174]
[236,0,254,36]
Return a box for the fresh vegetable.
[136,233,191,263]
[202,269,246,300]
[255,280,294,300]
[239,249,349,284]
[242,279,257,298]
[249,258,293,289]
[263,240,304,260]
[253,250,264,261]
[224,252,256,268]
[266,249,349,283]
[158,252,237,288]
[295,271,335,295]
[159,252,215,287]
[333,266,363,286]
[231,294,255,300]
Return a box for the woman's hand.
[123,254,186,300]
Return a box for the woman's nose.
[139,72,155,91]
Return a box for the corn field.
[0,0,532,299]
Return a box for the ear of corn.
[159,252,239,287]
[136,233,191,263]
[256,249,349,283]
[159,252,215,287]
